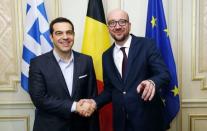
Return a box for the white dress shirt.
[113,35,132,77]
[53,50,76,112]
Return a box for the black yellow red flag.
[82,0,112,131]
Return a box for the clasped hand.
[76,99,96,117]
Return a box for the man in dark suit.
[29,17,99,131]
[80,9,171,131]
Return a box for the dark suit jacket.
[95,34,170,131]
[29,50,99,131]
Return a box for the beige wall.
[182,0,207,131]
[0,0,207,131]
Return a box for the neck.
[116,35,130,46]
[54,49,71,61]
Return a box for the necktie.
[120,47,128,79]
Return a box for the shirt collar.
[53,50,74,63]
[114,35,132,50]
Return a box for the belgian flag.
[81,0,112,131]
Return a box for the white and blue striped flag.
[21,0,53,91]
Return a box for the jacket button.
[126,113,129,119]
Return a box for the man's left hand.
[137,80,155,101]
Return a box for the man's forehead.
[107,10,128,21]
[53,22,71,27]
[53,22,72,30]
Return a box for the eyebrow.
[54,30,73,33]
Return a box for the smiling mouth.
[115,32,123,36]
[59,39,70,43]
[114,29,123,34]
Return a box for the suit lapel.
[124,35,140,82]
[109,44,122,81]
[47,51,71,97]
[105,45,125,91]
[110,37,140,84]
[71,51,80,97]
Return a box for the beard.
[111,33,129,43]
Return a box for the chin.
[115,37,125,41]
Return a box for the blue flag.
[145,0,180,129]
[21,0,53,91]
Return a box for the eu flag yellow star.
[164,28,169,36]
[151,16,157,28]
[171,86,179,96]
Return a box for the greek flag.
[21,0,53,91]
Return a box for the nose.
[62,33,68,39]
[114,23,121,29]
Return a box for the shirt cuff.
[71,101,77,112]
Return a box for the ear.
[129,22,131,31]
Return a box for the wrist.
[148,79,155,87]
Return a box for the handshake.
[76,99,97,117]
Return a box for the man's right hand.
[76,99,96,117]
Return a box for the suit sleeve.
[147,40,171,91]
[94,54,112,109]
[29,59,73,119]
[86,57,98,98]
[87,57,100,131]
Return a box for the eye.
[118,19,128,26]
[55,31,63,36]
[66,30,74,35]
[108,20,116,27]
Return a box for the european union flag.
[145,0,180,129]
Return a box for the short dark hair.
[49,17,74,34]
